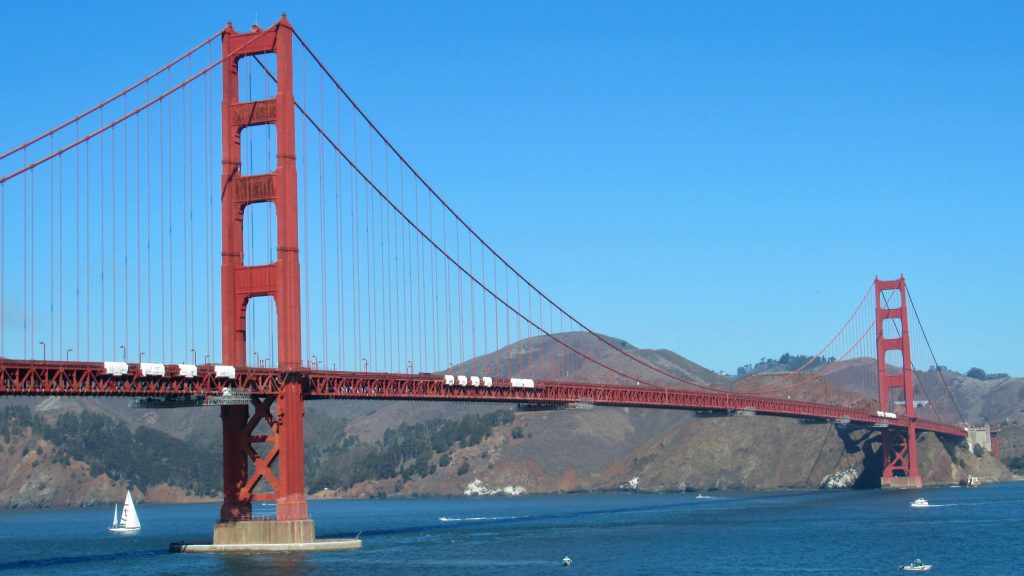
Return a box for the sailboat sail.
[120,491,141,530]
[108,490,141,532]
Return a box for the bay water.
[1,483,1020,575]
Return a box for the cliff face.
[0,429,121,508]
[384,410,1011,499]
[0,424,215,509]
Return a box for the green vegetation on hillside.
[307,410,514,490]
[1002,455,1024,474]
[2,405,513,496]
[966,367,1010,381]
[737,353,836,376]
[1,405,221,494]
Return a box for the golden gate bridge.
[0,16,969,550]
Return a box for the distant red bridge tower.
[874,276,923,489]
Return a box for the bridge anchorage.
[0,12,979,555]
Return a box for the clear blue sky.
[2,1,1022,376]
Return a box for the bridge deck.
[0,360,967,438]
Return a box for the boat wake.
[439,515,521,523]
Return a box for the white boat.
[899,558,932,571]
[909,498,929,508]
[108,490,141,533]
[562,556,572,566]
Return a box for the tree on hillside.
[967,367,987,380]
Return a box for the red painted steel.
[874,276,922,486]
[220,16,307,522]
[0,360,967,439]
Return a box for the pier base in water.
[881,475,923,489]
[169,519,362,553]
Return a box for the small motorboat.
[909,498,929,508]
[562,556,572,567]
[899,558,932,571]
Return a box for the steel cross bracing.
[0,359,968,439]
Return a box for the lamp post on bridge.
[190,348,196,365]
[119,345,126,362]
[66,348,72,362]
[139,352,145,364]
[311,355,319,370]
[362,357,368,372]
[38,341,46,362]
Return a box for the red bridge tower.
[874,276,923,489]
[217,17,313,544]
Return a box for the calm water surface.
[1,483,1021,575]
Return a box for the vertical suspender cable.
[457,222,464,366]
[205,53,213,362]
[352,162,360,369]
[351,112,359,369]
[369,140,376,369]
[99,109,105,358]
[85,137,91,359]
[392,169,399,370]
[30,167,34,359]
[49,137,55,358]
[301,53,310,366]
[318,69,327,368]
[430,191,437,371]
[389,176,396,371]
[382,149,389,371]
[402,169,409,371]
[75,122,80,359]
[482,244,488,373]
[336,90,345,369]
[111,108,117,359]
[186,58,195,360]
[399,167,406,369]
[443,209,451,368]
[158,94,165,360]
[168,71,175,361]
[393,169,401,371]
[416,179,426,372]
[516,280,522,376]
[505,266,511,377]
[469,233,476,370]
[124,96,130,360]
[0,180,3,357]
[211,54,218,363]
[135,101,141,358]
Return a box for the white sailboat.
[108,490,141,533]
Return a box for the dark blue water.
[1,484,1021,575]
